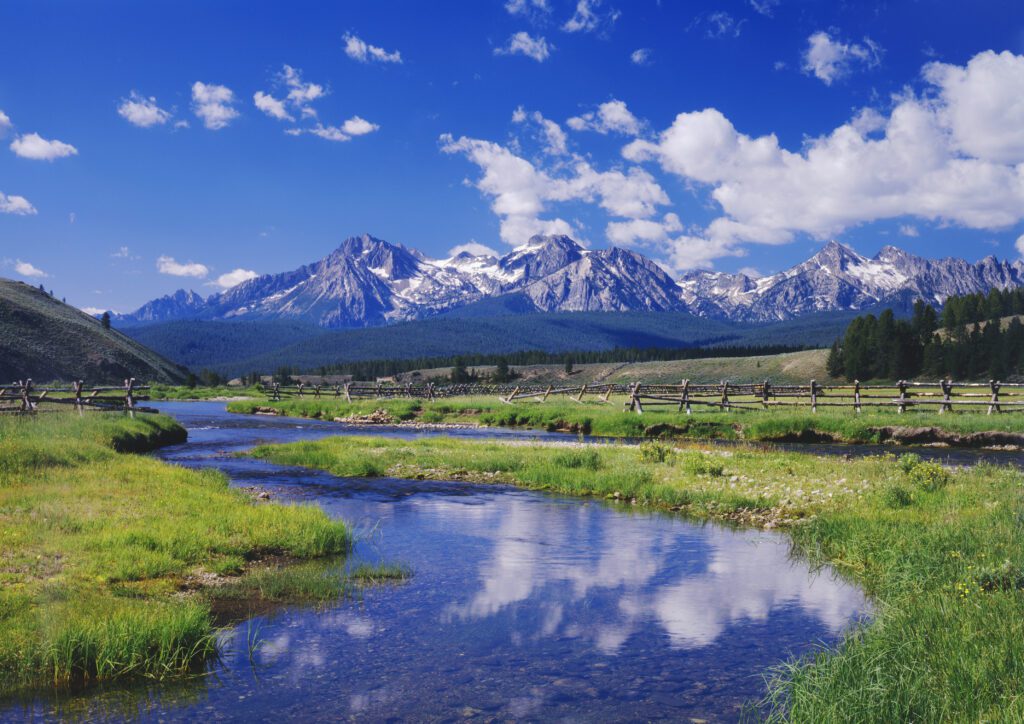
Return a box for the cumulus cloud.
[10,133,78,161]
[0,192,36,215]
[440,132,668,246]
[343,33,402,64]
[448,241,501,258]
[567,100,642,136]
[290,116,380,142]
[1017,234,1024,258]
[15,260,47,278]
[253,91,293,121]
[213,268,259,289]
[750,0,780,16]
[606,213,682,246]
[621,49,1024,270]
[0,110,11,136]
[562,0,620,34]
[117,91,172,127]
[191,82,239,130]
[156,255,209,278]
[899,224,919,237]
[631,48,652,66]
[79,306,107,316]
[512,106,568,155]
[802,31,882,85]
[495,32,552,62]
[505,0,550,19]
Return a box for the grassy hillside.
[124,311,854,376]
[409,348,830,386]
[0,279,189,384]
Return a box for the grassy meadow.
[249,434,1024,721]
[228,393,1024,444]
[0,412,351,696]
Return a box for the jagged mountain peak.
[115,233,1024,328]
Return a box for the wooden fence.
[0,379,150,415]
[258,378,1024,415]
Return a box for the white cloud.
[448,241,501,258]
[80,306,107,316]
[292,116,380,143]
[495,32,552,62]
[924,50,1024,164]
[695,12,744,39]
[621,49,1024,270]
[562,0,620,34]
[0,192,36,215]
[10,132,78,161]
[631,48,652,66]
[173,120,190,130]
[750,0,780,16]
[440,132,668,245]
[117,91,172,127]
[0,110,11,136]
[191,82,239,130]
[253,91,293,121]
[156,255,209,278]
[505,0,549,16]
[606,213,682,246]
[1016,234,1024,258]
[899,224,920,237]
[567,100,642,136]
[111,246,140,260]
[15,260,47,278]
[214,268,259,289]
[281,65,325,117]
[512,106,568,155]
[802,31,882,85]
[343,33,402,64]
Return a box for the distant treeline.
[829,288,1024,381]
[277,343,811,381]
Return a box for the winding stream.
[11,402,873,722]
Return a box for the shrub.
[552,449,602,470]
[679,452,724,477]
[897,453,923,474]
[881,483,914,508]
[638,441,676,464]
[906,461,950,492]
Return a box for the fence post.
[761,379,771,410]
[124,378,136,417]
[576,384,587,402]
[344,383,352,402]
[897,380,907,414]
[853,380,862,414]
[988,380,1001,415]
[720,380,730,412]
[602,384,613,403]
[73,379,83,415]
[542,385,553,402]
[678,379,690,414]
[940,378,952,414]
[633,382,644,415]
[427,382,435,402]
[810,379,817,413]
[273,382,281,401]
[20,379,33,412]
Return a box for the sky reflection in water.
[9,402,869,722]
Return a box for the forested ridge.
[828,288,1024,381]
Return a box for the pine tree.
[100,312,111,330]
[825,339,844,378]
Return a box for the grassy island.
[0,413,351,696]
[248,435,1024,721]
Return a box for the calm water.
[7,402,870,722]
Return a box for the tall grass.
[0,412,350,695]
[229,395,1024,443]
[250,435,1024,720]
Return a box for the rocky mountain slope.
[114,234,1024,328]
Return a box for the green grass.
[0,412,351,695]
[228,394,1024,445]
[148,384,261,400]
[249,435,1024,721]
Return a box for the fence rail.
[257,378,1024,415]
[0,378,150,415]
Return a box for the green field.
[227,393,1024,445]
[0,412,351,695]
[249,435,1024,721]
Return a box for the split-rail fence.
[0,379,149,415]
[257,378,1024,415]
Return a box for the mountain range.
[114,234,1024,328]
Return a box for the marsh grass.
[228,395,1024,443]
[0,412,350,695]
[250,434,1024,721]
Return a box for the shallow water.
[5,402,870,722]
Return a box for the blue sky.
[2,0,1024,312]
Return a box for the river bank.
[0,412,352,696]
[228,396,1024,449]
[248,433,1024,721]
